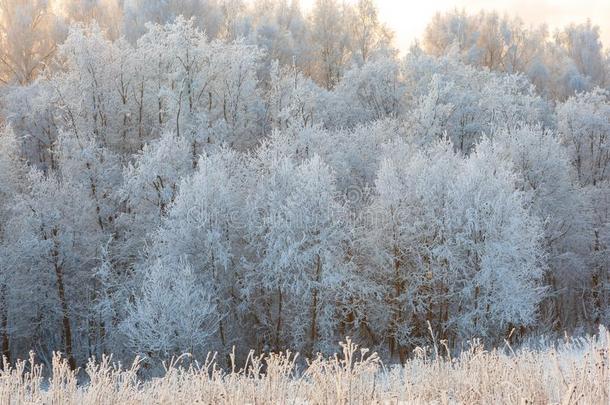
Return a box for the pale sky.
[302,0,610,53]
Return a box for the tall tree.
[0,0,61,84]
[366,140,546,358]
[309,0,350,89]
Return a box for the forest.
[0,0,608,375]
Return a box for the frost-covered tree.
[0,126,28,366]
[55,131,122,233]
[5,168,106,369]
[308,0,350,89]
[249,0,309,69]
[403,52,551,153]
[333,57,404,126]
[557,89,610,324]
[244,150,354,355]
[53,24,153,153]
[348,0,393,65]
[423,10,546,74]
[557,88,610,187]
[259,120,402,208]
[121,259,220,362]
[0,0,62,84]
[117,131,195,264]
[146,148,247,351]
[0,80,58,168]
[204,39,264,147]
[555,21,606,90]
[365,140,546,358]
[3,16,267,170]
[421,10,608,100]
[265,61,326,131]
[136,17,264,147]
[0,124,119,368]
[122,0,223,43]
[0,0,609,366]
[478,127,591,330]
[59,0,123,40]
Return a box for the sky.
[301,0,610,53]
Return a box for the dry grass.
[0,328,608,404]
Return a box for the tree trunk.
[52,235,76,370]
[591,229,605,325]
[275,287,282,352]
[309,255,322,356]
[0,284,10,369]
[389,240,404,362]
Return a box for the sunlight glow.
[301,0,610,52]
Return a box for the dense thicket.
[0,0,608,370]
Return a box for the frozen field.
[0,329,607,404]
